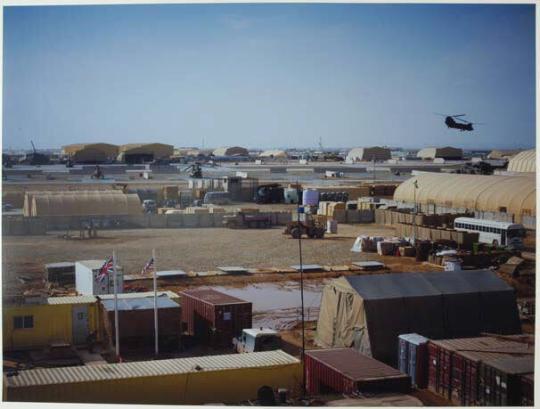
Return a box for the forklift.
[283,213,325,239]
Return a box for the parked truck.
[233,328,281,353]
[223,212,272,229]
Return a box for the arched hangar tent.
[346,147,391,162]
[62,143,119,164]
[212,146,249,157]
[259,150,288,158]
[393,173,535,224]
[487,149,521,160]
[31,193,141,217]
[315,270,520,366]
[417,146,463,160]
[507,149,535,173]
[23,190,124,217]
[117,143,174,164]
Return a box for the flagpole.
[296,181,306,397]
[112,250,120,360]
[153,248,159,356]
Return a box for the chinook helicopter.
[435,113,483,132]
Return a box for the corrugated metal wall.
[182,294,252,347]
[6,360,302,404]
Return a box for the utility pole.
[153,248,159,356]
[112,250,120,360]
[296,182,306,396]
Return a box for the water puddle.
[204,280,327,330]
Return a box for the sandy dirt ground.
[3,223,396,275]
[2,223,442,296]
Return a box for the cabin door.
[72,305,89,345]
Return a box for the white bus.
[454,217,526,248]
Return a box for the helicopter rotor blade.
[433,112,449,117]
[451,114,467,118]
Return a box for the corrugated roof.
[47,295,97,305]
[345,270,512,300]
[430,336,534,363]
[306,348,407,381]
[180,289,248,305]
[101,297,179,311]
[6,350,299,388]
[99,291,179,300]
[484,356,534,375]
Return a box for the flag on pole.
[142,257,155,275]
[96,257,114,283]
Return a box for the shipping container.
[428,337,533,405]
[181,289,252,347]
[520,373,534,406]
[100,296,182,351]
[478,356,534,406]
[5,350,302,404]
[305,348,410,395]
[398,333,429,389]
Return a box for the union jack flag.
[141,257,155,275]
[96,257,114,283]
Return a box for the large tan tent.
[31,193,141,217]
[62,143,119,163]
[346,147,391,162]
[212,146,249,157]
[259,149,288,158]
[23,190,125,217]
[316,271,520,366]
[117,143,174,164]
[393,172,535,222]
[416,146,463,160]
[507,149,535,173]
[487,149,521,160]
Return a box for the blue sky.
[3,3,536,150]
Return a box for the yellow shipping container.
[5,350,302,404]
[3,297,100,351]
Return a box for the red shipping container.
[180,289,252,347]
[521,373,534,406]
[428,337,533,406]
[305,348,410,395]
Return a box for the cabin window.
[14,315,34,329]
[499,207,507,213]
[223,312,231,321]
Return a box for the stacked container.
[427,336,534,405]
[398,333,429,389]
[478,356,534,406]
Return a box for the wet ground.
[203,280,328,329]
